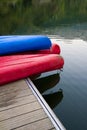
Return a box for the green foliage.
[0,0,87,34]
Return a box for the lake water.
[0,0,87,129]
[32,25,87,130]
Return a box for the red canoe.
[0,54,64,85]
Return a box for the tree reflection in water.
[0,0,87,35]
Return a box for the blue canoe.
[0,35,51,55]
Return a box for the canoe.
[0,35,51,55]
[0,54,64,85]
[34,43,61,54]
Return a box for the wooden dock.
[0,79,65,130]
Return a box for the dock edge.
[26,78,66,130]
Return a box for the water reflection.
[0,0,87,38]
[43,89,63,109]
[46,24,87,41]
[33,73,63,109]
[33,73,60,93]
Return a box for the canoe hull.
[0,54,64,85]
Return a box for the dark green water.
[0,0,87,130]
[0,0,87,35]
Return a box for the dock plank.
[0,80,29,95]
[0,95,36,112]
[0,79,56,130]
[0,88,32,99]
[0,108,47,130]
[12,118,55,130]
[0,101,41,121]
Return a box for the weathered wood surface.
[0,80,56,130]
